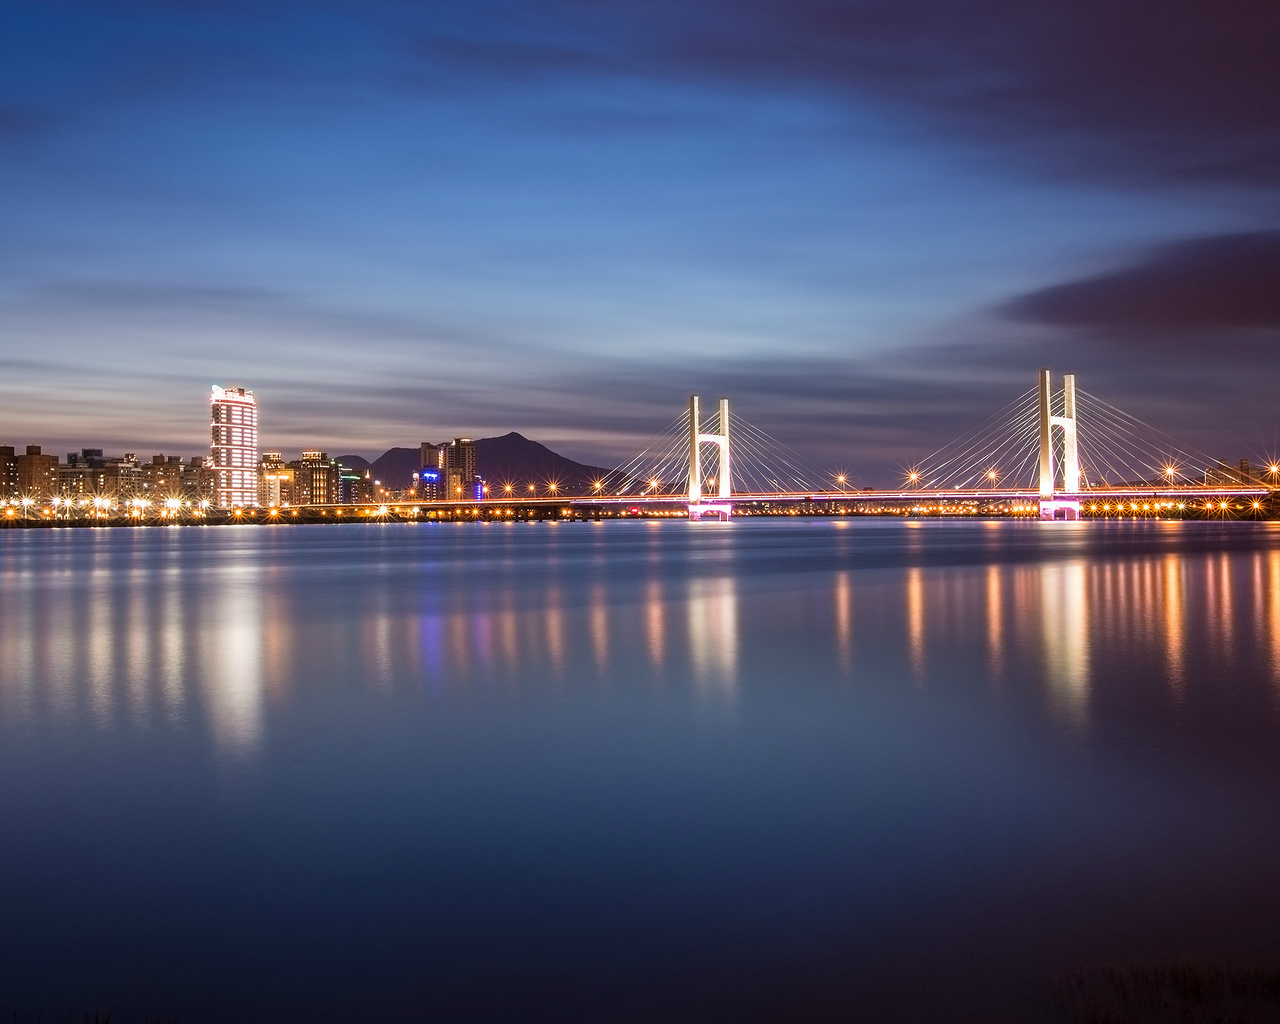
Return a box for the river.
[2,519,1279,1021]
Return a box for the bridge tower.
[688,395,732,521]
[1038,368,1081,520]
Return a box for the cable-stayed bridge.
[20,368,1267,526]
[577,369,1273,520]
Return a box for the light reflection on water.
[1041,560,1089,728]
[203,563,264,762]
[2,523,1280,760]
[687,575,738,698]
[4,522,1280,1022]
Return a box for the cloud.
[404,0,1280,188]
[1005,231,1280,335]
[666,0,1280,187]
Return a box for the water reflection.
[1271,552,1280,685]
[590,582,609,677]
[1164,555,1186,693]
[646,579,666,673]
[1206,554,1235,657]
[545,586,566,677]
[906,567,925,680]
[203,564,265,762]
[687,577,739,698]
[1041,561,1090,728]
[985,565,1003,684]
[3,524,1280,764]
[834,570,852,674]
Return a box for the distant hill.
[338,448,419,488]
[474,432,612,495]
[338,433,611,495]
[336,454,371,474]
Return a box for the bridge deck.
[572,486,1271,506]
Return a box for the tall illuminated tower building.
[210,385,259,507]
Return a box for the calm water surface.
[2,519,1280,1022]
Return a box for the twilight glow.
[1,1,1277,480]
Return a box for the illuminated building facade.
[59,449,107,497]
[291,450,338,505]
[183,457,218,505]
[210,385,258,507]
[0,447,18,499]
[17,445,58,500]
[436,437,477,499]
[260,451,295,506]
[141,454,186,499]
[413,466,441,501]
[337,465,372,504]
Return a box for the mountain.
[338,434,611,495]
[474,432,611,495]
[364,448,421,488]
[335,454,371,474]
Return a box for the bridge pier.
[688,395,733,520]
[688,502,732,522]
[1038,368,1081,519]
[1039,498,1081,521]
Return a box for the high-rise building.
[259,451,295,506]
[17,445,58,501]
[210,385,259,507]
[337,463,372,505]
[437,437,477,500]
[291,450,339,505]
[412,466,442,501]
[0,446,18,499]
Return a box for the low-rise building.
[183,457,217,505]
[140,454,186,501]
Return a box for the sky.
[1,0,1277,482]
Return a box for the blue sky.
[2,1,1277,478]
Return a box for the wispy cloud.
[1006,231,1280,334]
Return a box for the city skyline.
[1,371,1275,497]
[1,2,1278,479]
